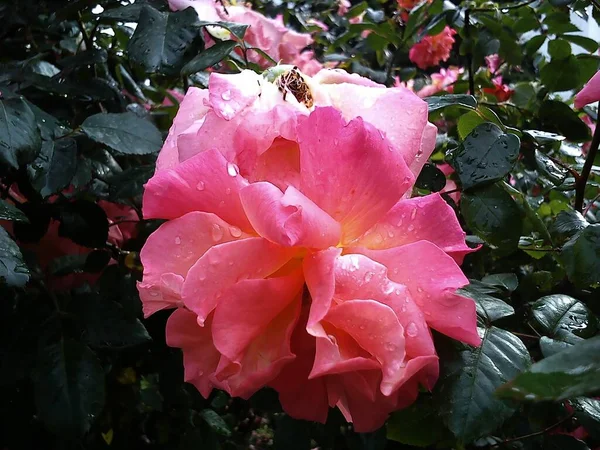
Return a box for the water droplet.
[359,324,366,330]
[150,291,159,297]
[410,208,417,220]
[221,90,232,100]
[406,322,418,337]
[227,162,239,177]
[384,342,396,351]
[175,236,181,245]
[417,286,423,293]
[407,224,415,232]
[364,271,374,283]
[374,233,383,244]
[382,283,394,295]
[387,229,395,238]
[211,224,223,241]
[196,181,205,191]
[394,288,402,295]
[396,218,403,227]
[225,187,231,195]
[327,334,337,345]
[229,226,242,238]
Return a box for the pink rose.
[582,114,595,154]
[168,0,322,75]
[575,70,600,109]
[483,76,513,102]
[139,67,480,431]
[409,26,457,70]
[485,54,502,74]
[99,200,139,247]
[397,0,432,10]
[338,0,351,15]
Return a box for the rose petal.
[575,70,600,109]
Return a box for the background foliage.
[1,0,600,449]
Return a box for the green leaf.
[539,100,591,142]
[541,56,581,92]
[461,183,522,250]
[58,200,108,248]
[459,283,515,323]
[274,415,311,450]
[70,293,151,349]
[0,96,42,169]
[57,49,108,68]
[531,294,598,339]
[453,123,520,190]
[457,111,485,141]
[551,210,588,243]
[33,338,105,436]
[563,34,599,53]
[108,165,154,202]
[560,224,600,288]
[128,6,199,76]
[200,409,232,437]
[437,327,531,443]
[181,40,238,75]
[196,20,249,40]
[481,273,518,292]
[0,199,28,222]
[548,0,576,6]
[81,112,162,155]
[525,35,546,55]
[571,398,600,439]
[540,335,581,357]
[425,94,477,113]
[415,163,446,192]
[496,335,600,401]
[27,138,77,198]
[0,227,29,287]
[387,395,450,447]
[548,39,572,59]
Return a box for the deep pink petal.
[240,182,341,248]
[165,309,221,398]
[182,237,298,324]
[212,270,304,362]
[143,148,252,230]
[575,70,600,109]
[356,241,480,346]
[138,211,248,317]
[353,193,474,263]
[297,107,414,242]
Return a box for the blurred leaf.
[453,123,520,190]
[27,138,77,198]
[457,111,485,141]
[550,210,588,243]
[33,338,105,436]
[481,273,518,291]
[539,100,591,142]
[531,294,598,339]
[547,39,572,60]
[128,5,199,76]
[0,199,28,222]
[461,183,522,250]
[415,163,446,192]
[387,396,450,446]
[275,415,311,450]
[560,224,600,288]
[426,94,477,113]
[563,34,599,53]
[571,398,600,439]
[181,40,238,75]
[57,49,108,68]
[0,227,29,287]
[108,165,154,201]
[437,327,530,443]
[497,335,600,401]
[541,56,581,92]
[544,435,590,450]
[81,112,162,155]
[539,335,582,357]
[58,200,108,248]
[200,409,232,437]
[0,96,42,169]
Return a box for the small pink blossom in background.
[168,0,322,75]
[99,201,139,247]
[306,18,328,32]
[409,26,457,70]
[138,67,479,431]
[483,76,513,102]
[338,0,351,15]
[575,70,600,109]
[394,67,462,98]
[485,54,502,74]
[438,163,460,203]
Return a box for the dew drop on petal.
[227,162,239,177]
[229,226,242,238]
[196,181,205,191]
[407,224,415,232]
[417,286,423,293]
[411,208,417,220]
[364,271,374,283]
[225,187,231,195]
[221,90,231,101]
[382,283,394,295]
[211,224,223,241]
[396,218,403,227]
[384,342,396,351]
[175,236,181,245]
[359,324,366,330]
[406,322,418,337]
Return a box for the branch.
[574,115,600,211]
[490,412,574,448]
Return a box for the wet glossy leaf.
[571,398,600,439]
[387,396,451,447]
[27,138,77,198]
[0,227,29,287]
[531,295,598,339]
[0,199,28,222]
[560,224,600,288]
[181,40,238,75]
[200,409,232,437]
[415,163,446,192]
[425,94,477,113]
[0,96,42,169]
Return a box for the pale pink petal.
[356,241,480,346]
[239,182,341,248]
[209,71,262,120]
[312,69,381,87]
[325,300,406,395]
[413,122,438,175]
[182,237,298,324]
[143,148,252,231]
[297,107,414,242]
[352,193,474,263]
[156,87,209,172]
[212,270,304,362]
[138,211,248,317]
[213,298,301,398]
[575,70,600,109]
[165,309,221,398]
[177,110,238,163]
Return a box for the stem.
[583,191,600,216]
[512,332,540,340]
[464,9,475,96]
[574,115,600,212]
[545,152,581,182]
[471,0,538,12]
[490,412,574,447]
[77,13,93,50]
[590,0,600,11]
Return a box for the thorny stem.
[490,412,575,448]
[574,114,600,212]
[544,152,581,182]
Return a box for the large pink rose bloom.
[168,0,323,75]
[575,70,600,109]
[409,26,457,70]
[139,67,480,431]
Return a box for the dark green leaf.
[560,224,600,288]
[57,49,108,68]
[275,415,311,450]
[27,138,77,198]
[548,0,577,6]
[550,210,588,242]
[387,396,451,446]
[128,6,199,76]
[547,39,572,60]
[437,327,530,443]
[540,335,581,357]
[563,34,599,53]
[108,165,154,201]
[541,56,581,92]
[497,335,600,401]
[196,20,249,40]
[81,112,162,155]
[0,199,28,222]
[524,129,565,145]
[426,94,477,113]
[544,435,590,450]
[531,294,598,339]
[0,96,42,169]
[415,163,446,192]
[0,227,29,287]
[33,338,105,436]
[525,35,546,55]
[181,40,238,75]
[481,273,518,292]
[200,409,232,437]
[571,398,600,439]
[539,100,591,142]
[58,200,108,248]
[459,284,515,323]
[461,183,522,250]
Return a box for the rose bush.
[138,67,479,431]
